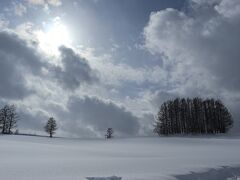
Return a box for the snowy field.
[1,135,240,180]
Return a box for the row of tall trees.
[0,105,18,134]
[154,98,233,135]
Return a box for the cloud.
[12,2,27,16]
[0,53,30,99]
[26,0,45,5]
[0,29,97,99]
[18,107,48,133]
[66,96,140,137]
[215,0,240,18]
[52,46,98,90]
[26,0,61,6]
[143,0,240,129]
[0,31,43,71]
[81,49,167,87]
[0,16,9,29]
[144,0,240,91]
[151,91,177,108]
[47,0,61,6]
[0,31,44,99]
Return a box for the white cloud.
[27,0,45,5]
[144,0,240,90]
[26,0,61,6]
[215,0,240,18]
[15,22,36,41]
[47,0,61,6]
[77,47,167,87]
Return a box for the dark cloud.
[53,46,98,90]
[67,96,140,136]
[0,53,29,99]
[0,31,43,99]
[0,31,43,72]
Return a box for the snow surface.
[0,135,240,180]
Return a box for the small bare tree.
[105,128,114,139]
[44,117,57,138]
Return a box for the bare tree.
[7,105,18,134]
[0,105,18,134]
[44,117,57,138]
[105,128,114,139]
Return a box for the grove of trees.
[154,98,233,135]
[0,105,18,134]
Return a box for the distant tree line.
[154,98,233,135]
[0,105,18,134]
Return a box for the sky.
[0,0,240,138]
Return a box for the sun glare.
[46,23,71,48]
[36,20,72,55]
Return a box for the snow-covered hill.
[0,135,240,180]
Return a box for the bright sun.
[36,20,72,55]
[46,23,71,48]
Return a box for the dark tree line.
[0,105,18,134]
[154,98,233,135]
